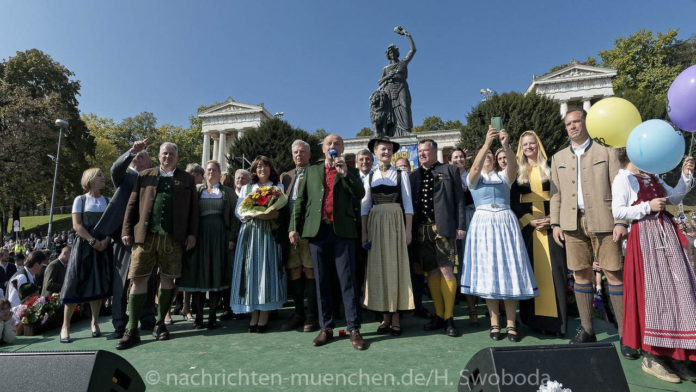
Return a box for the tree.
[443,119,464,130]
[0,49,95,237]
[82,111,203,188]
[420,116,444,132]
[598,29,682,98]
[460,92,565,157]
[356,127,372,137]
[228,118,323,174]
[312,128,329,141]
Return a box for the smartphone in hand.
[491,117,503,131]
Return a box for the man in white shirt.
[357,149,374,183]
[7,251,43,308]
[234,169,251,198]
[550,110,629,350]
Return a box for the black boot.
[207,291,220,329]
[193,292,205,329]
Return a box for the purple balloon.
[668,65,696,132]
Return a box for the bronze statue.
[370,26,416,137]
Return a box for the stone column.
[202,133,211,166]
[560,101,568,118]
[212,135,219,166]
[437,149,444,163]
[218,131,227,172]
[237,129,245,139]
[583,99,592,112]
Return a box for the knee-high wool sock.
[126,293,147,330]
[574,282,595,335]
[156,288,176,324]
[608,283,624,337]
[442,278,458,320]
[428,276,444,318]
[289,278,305,317]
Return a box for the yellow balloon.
[585,97,642,147]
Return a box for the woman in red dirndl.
[612,151,696,383]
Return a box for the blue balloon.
[626,119,685,174]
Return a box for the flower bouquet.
[237,185,288,218]
[16,295,63,335]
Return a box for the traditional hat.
[367,136,400,152]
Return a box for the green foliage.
[313,128,329,140]
[0,49,95,237]
[460,92,566,156]
[443,119,464,130]
[228,118,323,175]
[82,111,203,192]
[598,29,682,98]
[356,127,372,137]
[420,116,444,132]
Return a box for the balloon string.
[690,132,695,157]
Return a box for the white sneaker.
[642,356,680,383]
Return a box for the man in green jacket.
[289,134,368,350]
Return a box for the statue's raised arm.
[395,26,416,63]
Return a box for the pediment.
[200,102,263,117]
[536,64,616,82]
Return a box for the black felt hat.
[367,136,400,152]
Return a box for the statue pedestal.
[391,133,418,146]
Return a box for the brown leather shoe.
[312,328,333,346]
[153,323,170,341]
[350,329,368,350]
[116,328,140,350]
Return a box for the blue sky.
[2,0,695,139]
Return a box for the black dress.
[61,195,113,304]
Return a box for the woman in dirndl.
[612,149,696,383]
[461,126,538,343]
[178,160,238,329]
[230,156,287,332]
[361,136,414,336]
[60,168,113,343]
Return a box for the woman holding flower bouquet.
[60,168,113,343]
[230,156,288,332]
[178,160,239,329]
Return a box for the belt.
[476,203,510,211]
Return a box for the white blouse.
[467,170,510,190]
[72,194,107,213]
[201,183,222,199]
[361,167,413,216]
[612,169,693,221]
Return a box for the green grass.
[6,214,73,234]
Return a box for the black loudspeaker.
[0,350,145,392]
[458,343,629,392]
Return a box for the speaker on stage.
[458,342,629,392]
[0,350,145,392]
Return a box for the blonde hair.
[516,131,550,185]
[80,168,102,191]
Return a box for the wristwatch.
[88,238,97,247]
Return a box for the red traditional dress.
[620,173,696,361]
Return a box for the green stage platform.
[1,305,694,391]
